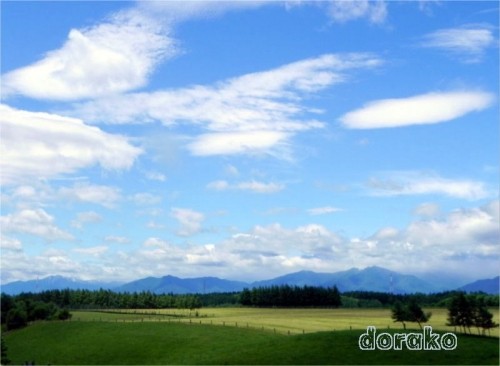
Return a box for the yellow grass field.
[72,307,500,336]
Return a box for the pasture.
[70,307,500,335]
[4,319,499,365]
[3,307,498,364]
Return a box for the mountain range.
[459,276,499,294]
[1,266,498,295]
[0,275,120,295]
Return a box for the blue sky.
[1,1,498,286]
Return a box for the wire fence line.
[68,312,322,336]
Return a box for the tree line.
[239,285,342,307]
[1,293,71,331]
[1,289,203,312]
[342,290,498,308]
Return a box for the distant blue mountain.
[115,275,248,294]
[459,276,499,294]
[251,266,440,294]
[3,267,490,295]
[0,275,120,295]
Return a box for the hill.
[459,276,499,294]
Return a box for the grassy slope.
[4,321,499,365]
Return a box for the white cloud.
[340,91,494,129]
[187,131,291,157]
[170,207,205,237]
[307,206,342,215]
[406,201,499,250]
[207,180,231,191]
[71,53,381,158]
[346,201,500,278]
[2,9,174,100]
[0,105,142,185]
[367,172,491,200]
[225,165,240,177]
[71,211,102,229]
[129,192,162,206]
[414,202,440,217]
[1,248,86,284]
[2,202,498,283]
[74,246,109,257]
[59,183,121,208]
[145,171,167,182]
[327,0,388,24]
[147,221,165,230]
[0,236,23,252]
[0,208,73,241]
[373,227,399,240]
[421,25,496,63]
[207,180,285,194]
[236,181,285,194]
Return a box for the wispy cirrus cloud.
[1,1,275,102]
[340,90,494,129]
[0,105,141,185]
[326,0,388,24]
[421,25,496,63]
[367,171,491,200]
[307,206,343,215]
[70,53,382,158]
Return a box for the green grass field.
[71,307,499,336]
[4,320,499,365]
[4,308,499,365]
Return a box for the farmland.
[3,307,498,365]
[70,307,499,335]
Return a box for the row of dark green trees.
[1,294,71,331]
[240,285,342,307]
